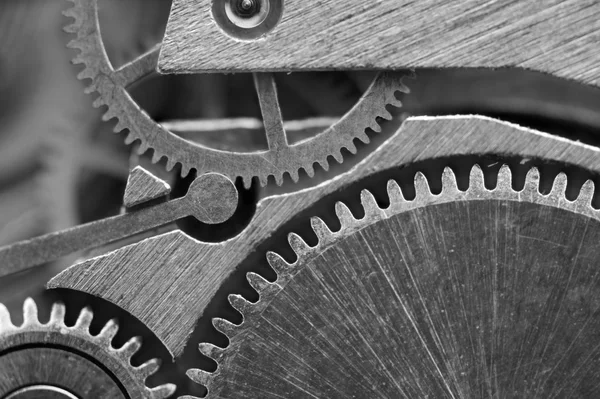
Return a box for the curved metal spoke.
[112,44,161,87]
[253,73,288,151]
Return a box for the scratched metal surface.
[160,0,600,88]
[49,116,600,357]
[199,170,600,397]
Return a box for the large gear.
[0,298,175,398]
[64,0,411,186]
[188,165,600,398]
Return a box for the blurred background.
[2,0,600,395]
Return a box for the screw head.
[214,0,283,40]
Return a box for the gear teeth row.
[189,163,600,397]
[65,0,414,186]
[0,298,176,398]
[246,74,411,188]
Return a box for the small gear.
[64,0,412,186]
[188,165,600,398]
[0,298,175,398]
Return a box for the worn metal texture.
[65,0,412,186]
[49,115,600,357]
[160,0,600,86]
[188,166,600,398]
[124,166,171,208]
[0,173,237,278]
[0,298,175,398]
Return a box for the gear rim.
[187,164,600,397]
[0,298,175,399]
[64,0,411,186]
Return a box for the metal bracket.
[159,0,600,88]
[49,115,600,357]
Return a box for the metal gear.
[0,298,175,398]
[188,165,600,398]
[64,0,411,186]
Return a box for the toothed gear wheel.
[188,165,600,398]
[0,298,175,398]
[64,0,411,186]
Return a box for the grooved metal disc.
[198,168,600,398]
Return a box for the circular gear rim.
[64,0,412,186]
[187,164,600,397]
[0,298,175,398]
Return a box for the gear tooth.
[311,217,332,243]
[355,130,370,144]
[496,165,513,190]
[64,23,79,33]
[163,157,176,172]
[114,120,128,133]
[151,151,163,164]
[92,97,105,108]
[578,180,595,207]
[319,159,331,172]
[360,190,380,216]
[345,141,358,155]
[442,167,459,193]
[187,368,213,386]
[137,358,161,379]
[227,294,252,315]
[247,272,273,295]
[214,315,239,336]
[102,110,117,122]
[378,108,393,121]
[288,233,310,256]
[75,307,94,331]
[331,150,344,164]
[78,69,96,81]
[137,141,150,154]
[242,176,253,190]
[63,5,76,17]
[77,69,94,80]
[335,201,355,227]
[550,173,568,199]
[71,52,86,63]
[414,172,432,198]
[469,164,486,191]
[369,120,383,133]
[50,302,67,325]
[304,165,316,178]
[99,319,120,342]
[180,163,192,178]
[150,383,177,399]
[0,304,13,330]
[523,167,541,194]
[83,85,97,95]
[199,342,224,361]
[274,173,284,186]
[400,73,414,91]
[389,97,403,108]
[23,298,40,326]
[124,133,137,145]
[120,337,143,359]
[266,251,291,276]
[259,174,269,186]
[386,179,405,206]
[289,169,300,183]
